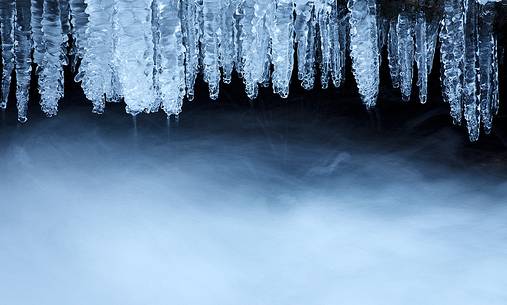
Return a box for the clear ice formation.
[38,0,66,116]
[348,0,379,108]
[0,0,503,141]
[1,0,15,110]
[396,12,415,102]
[440,0,466,126]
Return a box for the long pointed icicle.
[15,0,32,122]
[348,0,379,108]
[240,0,274,99]
[259,2,274,89]
[0,0,16,109]
[153,0,186,115]
[439,0,465,125]
[397,12,415,102]
[330,3,347,88]
[115,0,156,115]
[38,0,66,116]
[180,0,200,101]
[238,0,256,98]
[478,2,499,134]
[387,19,399,89]
[219,0,240,85]
[317,0,333,90]
[272,0,295,97]
[233,3,243,75]
[110,0,121,102]
[30,0,44,74]
[377,16,389,54]
[202,0,221,100]
[463,0,480,141]
[415,11,428,104]
[295,0,316,90]
[59,0,71,68]
[69,0,88,71]
[77,0,115,114]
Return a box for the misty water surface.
[1,96,507,305]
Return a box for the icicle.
[295,0,316,90]
[463,0,480,141]
[272,0,295,97]
[260,1,275,90]
[152,0,161,106]
[348,0,379,108]
[0,0,503,139]
[30,0,44,70]
[377,16,389,52]
[232,3,243,75]
[1,0,15,109]
[58,0,71,71]
[478,2,499,134]
[260,0,275,90]
[396,12,415,102]
[181,0,200,101]
[238,0,253,91]
[152,0,186,115]
[109,0,121,102]
[240,0,274,99]
[38,0,66,116]
[78,0,116,114]
[387,19,399,89]
[115,0,156,115]
[490,38,499,122]
[317,0,333,90]
[219,0,240,85]
[415,11,428,104]
[14,0,32,122]
[202,0,221,99]
[330,4,347,88]
[439,0,465,125]
[69,0,88,71]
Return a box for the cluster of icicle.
[0,0,502,140]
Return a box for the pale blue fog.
[1,105,506,305]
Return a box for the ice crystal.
[0,0,502,141]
